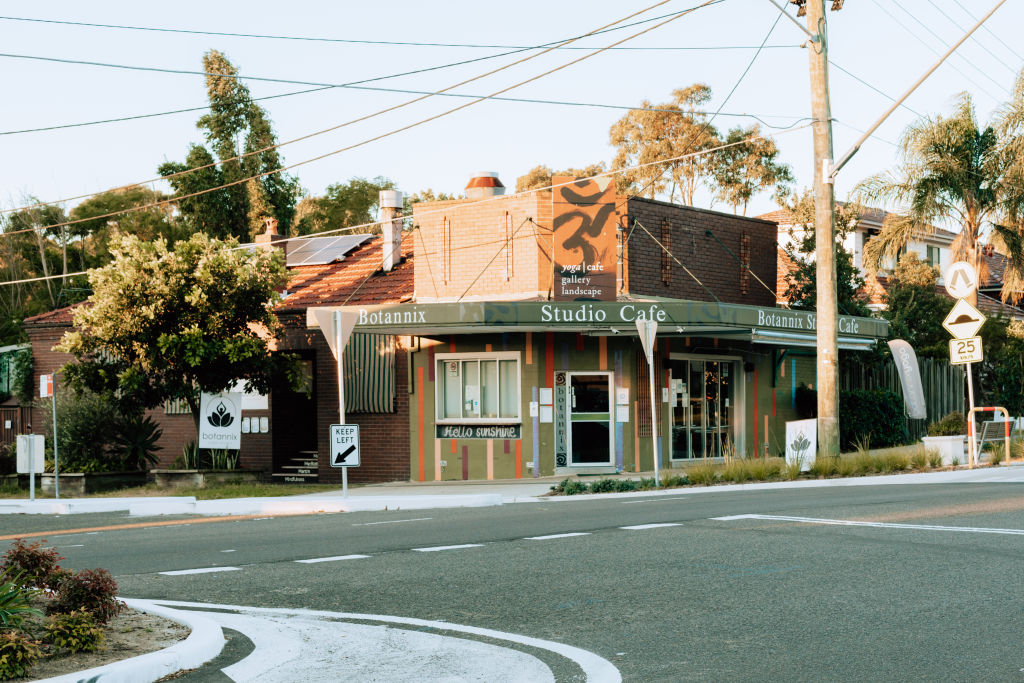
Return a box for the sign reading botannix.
[330,424,360,467]
[199,392,242,450]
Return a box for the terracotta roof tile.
[279,235,414,311]
[23,305,80,326]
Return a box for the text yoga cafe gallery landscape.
[311,299,887,480]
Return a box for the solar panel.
[286,234,374,267]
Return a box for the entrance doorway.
[668,359,738,460]
[566,372,614,466]
[272,354,318,482]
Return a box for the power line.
[949,0,1023,62]
[867,0,1005,102]
[922,0,1018,75]
[829,60,922,118]
[2,0,711,216]
[0,0,724,235]
[0,14,797,51]
[0,85,810,138]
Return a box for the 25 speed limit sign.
[949,336,983,365]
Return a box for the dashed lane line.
[295,554,371,564]
[352,517,432,526]
[160,566,243,576]
[412,543,484,552]
[619,523,682,530]
[713,514,1024,535]
[0,512,328,541]
[524,532,591,541]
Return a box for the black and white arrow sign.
[329,424,360,468]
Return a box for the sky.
[1,0,1022,222]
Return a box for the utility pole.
[806,0,839,460]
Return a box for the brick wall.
[280,316,411,483]
[626,198,778,306]
[412,193,552,301]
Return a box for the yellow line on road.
[0,512,331,541]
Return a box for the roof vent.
[465,171,505,199]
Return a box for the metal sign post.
[40,373,59,499]
[941,263,984,467]
[636,320,660,486]
[335,311,347,498]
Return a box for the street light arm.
[763,0,818,41]
[830,0,1008,180]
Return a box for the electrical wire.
[456,218,531,302]
[1,0,715,216]
[0,0,724,236]
[0,14,797,51]
[866,0,1005,102]
[922,0,1017,75]
[949,0,1023,62]
[828,60,922,118]
[0,121,814,287]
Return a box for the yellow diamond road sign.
[942,298,985,339]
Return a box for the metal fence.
[841,357,965,440]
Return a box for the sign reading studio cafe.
[199,392,243,449]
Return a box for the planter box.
[40,471,147,496]
[921,435,967,466]
[148,469,262,488]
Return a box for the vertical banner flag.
[199,392,243,450]
[887,339,927,419]
[552,175,618,301]
[785,419,817,472]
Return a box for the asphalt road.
[4,483,1024,681]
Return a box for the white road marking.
[159,566,243,576]
[295,554,370,564]
[412,544,483,552]
[57,544,84,548]
[142,599,622,682]
[713,514,1024,536]
[524,532,591,540]
[221,549,236,553]
[352,517,432,526]
[620,498,686,504]
[619,523,682,530]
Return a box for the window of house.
[926,245,941,267]
[436,352,520,423]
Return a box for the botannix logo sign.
[199,392,242,450]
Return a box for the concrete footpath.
[3,464,1023,517]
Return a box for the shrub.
[638,477,659,490]
[613,479,639,492]
[927,411,966,437]
[45,610,105,653]
[10,349,34,406]
[926,449,943,468]
[50,569,123,624]
[0,540,63,590]
[661,474,689,488]
[839,389,908,450]
[688,463,718,486]
[41,391,121,473]
[0,570,41,628]
[0,629,43,680]
[909,446,928,470]
[550,478,588,496]
[111,415,163,471]
[0,444,14,476]
[809,455,838,477]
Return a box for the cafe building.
[307,174,888,481]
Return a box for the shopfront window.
[437,353,520,423]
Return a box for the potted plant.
[921,411,967,466]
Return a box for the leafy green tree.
[610,84,719,204]
[68,186,186,271]
[979,318,1024,414]
[880,253,948,358]
[781,190,871,317]
[1,202,70,317]
[514,163,607,193]
[159,50,299,240]
[857,75,1024,306]
[294,176,397,236]
[57,233,301,435]
[710,124,792,215]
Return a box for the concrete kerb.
[37,598,223,683]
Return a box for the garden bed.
[148,468,263,488]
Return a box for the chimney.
[465,171,505,200]
[379,190,403,272]
[254,217,288,259]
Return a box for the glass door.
[567,372,613,466]
[669,360,736,460]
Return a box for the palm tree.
[857,74,1024,307]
